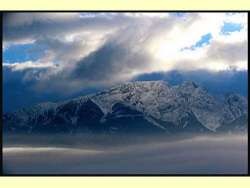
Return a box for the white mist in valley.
[3,133,247,174]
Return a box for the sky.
[3,12,248,112]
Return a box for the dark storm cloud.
[3,13,129,43]
[69,41,152,82]
[3,12,176,91]
[31,39,155,94]
[3,13,179,94]
[3,13,174,45]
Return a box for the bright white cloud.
[148,13,247,73]
[3,61,55,71]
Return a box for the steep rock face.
[92,81,225,131]
[102,103,164,134]
[222,94,248,124]
[217,94,248,132]
[3,81,248,134]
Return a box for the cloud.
[133,69,248,97]
[3,61,55,71]
[3,12,248,111]
[26,39,155,94]
[3,13,178,92]
[3,13,116,45]
[207,40,247,62]
[68,40,153,84]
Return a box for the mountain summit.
[3,81,248,134]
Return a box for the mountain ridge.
[3,81,248,134]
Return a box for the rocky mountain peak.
[3,81,247,134]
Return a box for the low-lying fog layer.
[3,133,248,174]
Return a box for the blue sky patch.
[181,33,212,51]
[221,22,243,35]
[3,43,45,63]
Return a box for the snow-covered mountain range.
[3,81,248,134]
